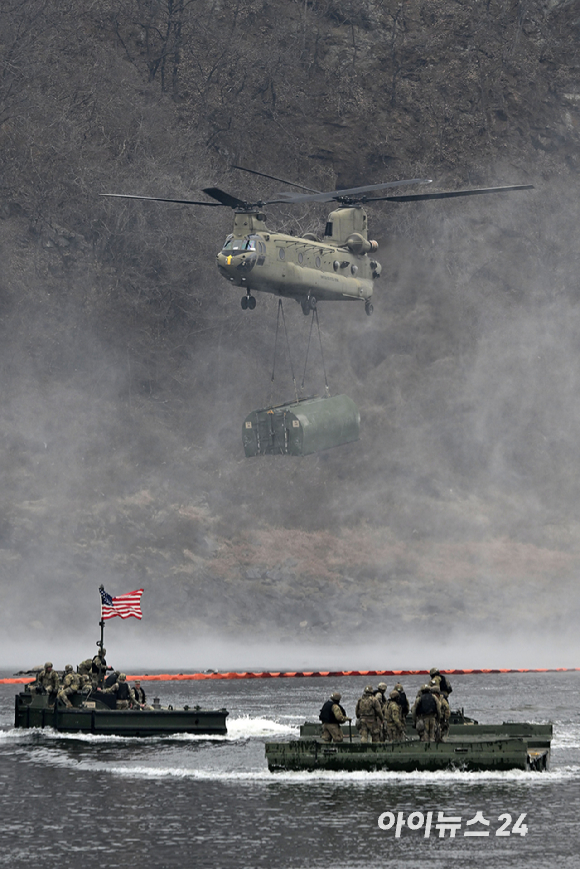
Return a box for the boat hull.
[14,692,228,737]
[266,735,551,773]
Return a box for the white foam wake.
[84,765,580,785]
[226,715,297,738]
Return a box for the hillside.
[2,0,580,663]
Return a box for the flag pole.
[98,585,106,688]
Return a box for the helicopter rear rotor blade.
[231,165,321,194]
[365,184,534,203]
[101,193,223,206]
[272,178,433,204]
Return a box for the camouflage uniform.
[91,649,108,688]
[394,683,410,717]
[429,668,453,699]
[374,683,388,739]
[57,665,81,708]
[355,685,383,743]
[130,683,153,711]
[431,684,450,741]
[78,658,93,678]
[385,690,406,742]
[78,673,92,691]
[319,692,350,743]
[104,673,132,709]
[30,662,60,696]
[412,685,440,742]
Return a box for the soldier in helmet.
[78,657,93,678]
[429,668,453,699]
[430,683,450,741]
[104,672,132,709]
[29,662,60,699]
[384,690,406,742]
[355,685,383,743]
[375,682,388,739]
[412,684,440,742]
[393,682,410,717]
[57,665,81,708]
[91,648,109,688]
[319,692,351,743]
[130,680,153,710]
[375,682,388,709]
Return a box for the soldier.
[394,682,410,717]
[104,672,132,709]
[431,683,450,741]
[384,690,406,742]
[57,665,81,708]
[78,658,93,678]
[375,682,388,710]
[355,685,384,743]
[429,667,453,699]
[375,682,388,740]
[78,672,93,692]
[130,680,152,711]
[91,648,108,687]
[29,662,60,698]
[412,684,440,742]
[319,692,351,743]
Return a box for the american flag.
[100,587,144,620]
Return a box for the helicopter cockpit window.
[222,236,257,253]
[325,222,333,237]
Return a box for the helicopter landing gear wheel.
[365,301,374,316]
[241,296,248,310]
[248,295,256,310]
[302,296,317,315]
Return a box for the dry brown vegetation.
[2,1,580,648]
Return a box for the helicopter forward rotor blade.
[101,193,223,206]
[202,187,253,208]
[272,178,433,204]
[364,184,534,203]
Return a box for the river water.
[0,670,578,868]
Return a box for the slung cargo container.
[243,394,360,457]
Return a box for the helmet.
[100,648,106,656]
[364,684,374,694]
[429,668,439,676]
[44,662,53,669]
[421,684,430,693]
[65,664,73,672]
[389,690,399,699]
[394,683,403,691]
[377,682,388,691]
[331,692,341,702]
[119,673,126,681]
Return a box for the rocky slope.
[2,0,580,659]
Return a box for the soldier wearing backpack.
[429,668,453,699]
[319,692,351,743]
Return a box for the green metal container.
[243,394,360,457]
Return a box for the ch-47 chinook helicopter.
[102,167,533,316]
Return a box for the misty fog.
[1,0,580,674]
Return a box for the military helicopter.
[102,167,533,316]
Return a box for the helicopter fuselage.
[215,206,381,314]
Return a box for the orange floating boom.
[2,667,578,684]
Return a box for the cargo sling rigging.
[270,300,329,406]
